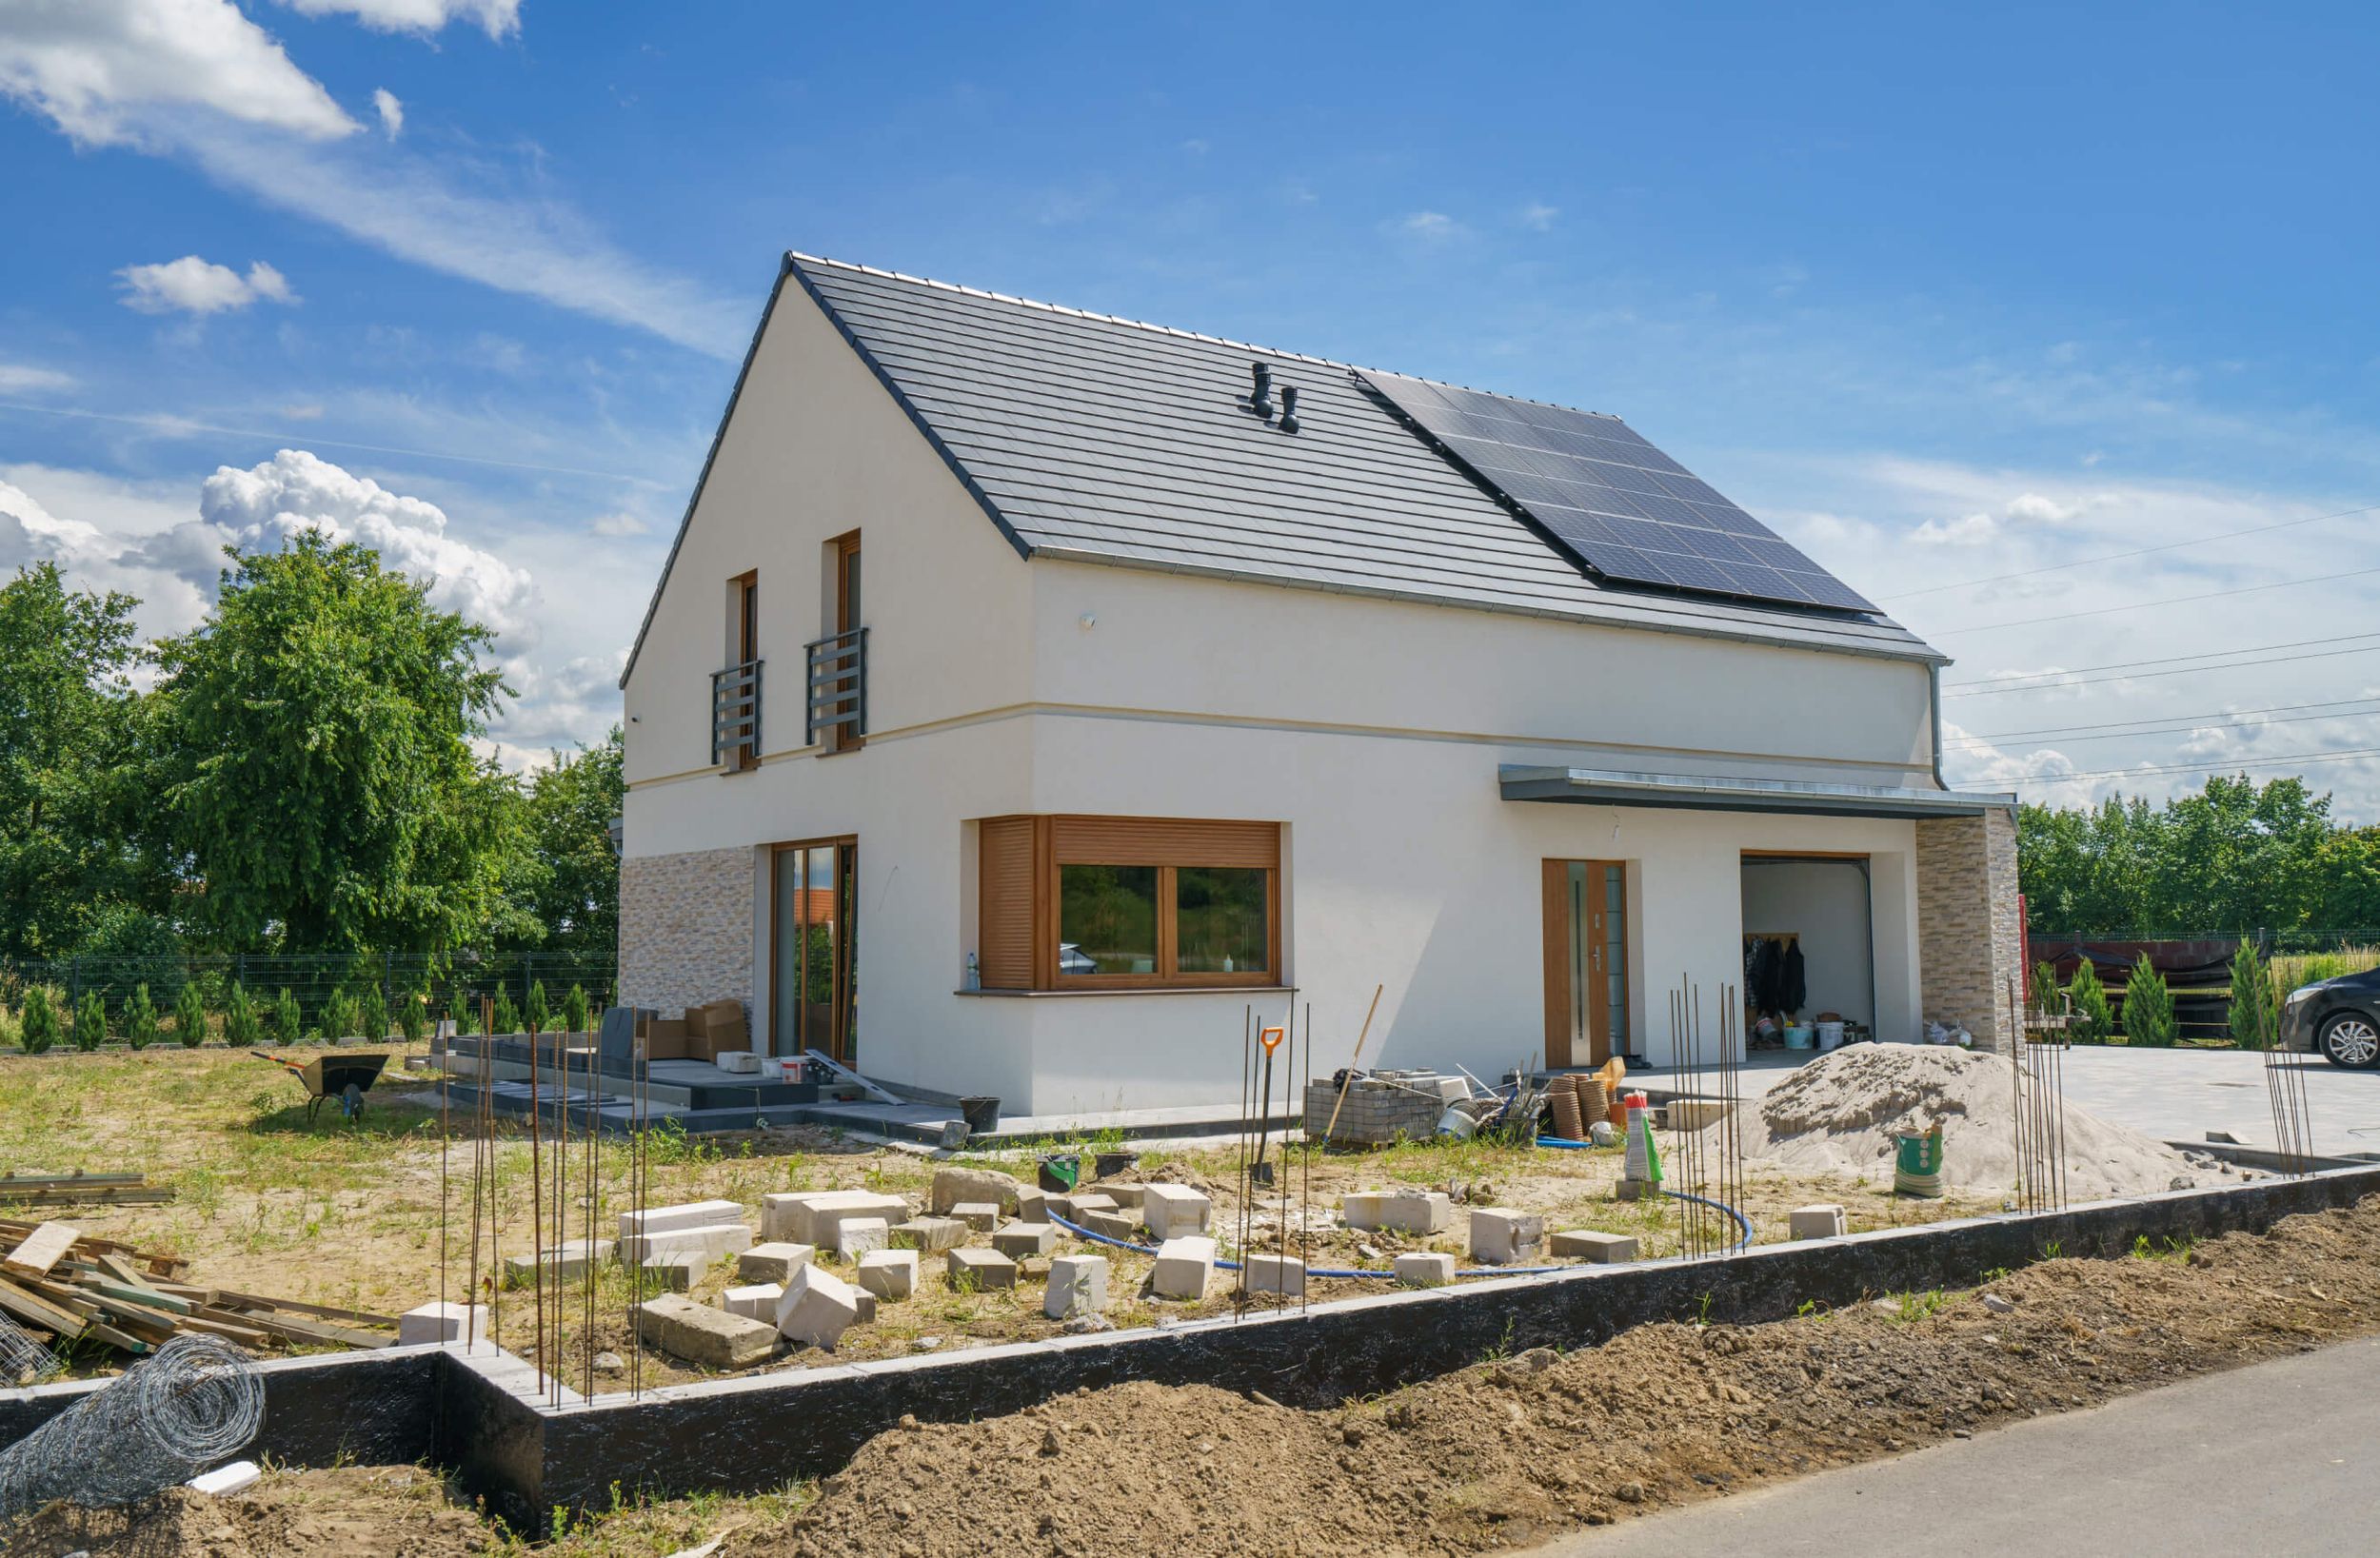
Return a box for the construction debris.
[0,1218,395,1358]
[0,1170,176,1210]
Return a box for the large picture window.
[976,816,1279,990]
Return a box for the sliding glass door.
[771,838,857,1063]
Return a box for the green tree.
[563,983,589,1037]
[454,996,481,1037]
[0,564,155,958]
[2122,953,2177,1047]
[357,982,388,1042]
[72,989,106,1052]
[223,981,259,1047]
[524,979,549,1037]
[124,983,158,1050]
[491,988,520,1035]
[321,988,357,1042]
[511,730,624,958]
[269,987,301,1045]
[397,979,428,1043]
[147,533,529,953]
[174,980,208,1048]
[2228,939,2278,1050]
[2028,960,2062,1020]
[18,985,59,1054]
[2068,958,2114,1044]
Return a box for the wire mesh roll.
[0,1314,60,1389]
[0,1334,264,1518]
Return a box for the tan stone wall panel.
[1915,810,2021,1054]
[619,847,755,1021]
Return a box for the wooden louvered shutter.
[1050,817,1279,868]
[977,818,1038,989]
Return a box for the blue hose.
[1535,1134,1755,1253]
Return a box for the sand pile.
[1707,1043,2222,1200]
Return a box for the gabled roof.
[622,254,1938,687]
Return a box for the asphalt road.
[1536,1337,2380,1557]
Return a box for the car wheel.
[2319,1013,2380,1069]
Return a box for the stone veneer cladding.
[1914,809,2021,1054]
[619,846,754,1021]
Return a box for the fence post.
[69,957,80,1011]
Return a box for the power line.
[1878,499,2380,602]
[1944,640,2380,698]
[1955,696,2380,743]
[1929,563,2380,637]
[2009,745,2380,784]
[1948,701,2380,749]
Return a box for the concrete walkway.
[2055,1045,2380,1160]
[1536,1337,2380,1557]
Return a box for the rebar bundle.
[0,1334,263,1518]
[2009,970,2071,1213]
[0,1312,60,1388]
[2252,976,2317,1175]
[1670,977,1745,1259]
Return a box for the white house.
[616,253,2020,1116]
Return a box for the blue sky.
[3,2,2378,813]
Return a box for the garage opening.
[1740,853,1875,1046]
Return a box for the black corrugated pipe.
[1250,362,1274,417]
[1279,385,1299,433]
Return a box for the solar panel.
[1359,370,1877,614]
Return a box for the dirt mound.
[1712,1043,2215,1199]
[758,1197,2380,1558]
[3,1465,490,1557]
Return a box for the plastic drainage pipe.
[1535,1134,1756,1253]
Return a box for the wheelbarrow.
[251,1051,391,1123]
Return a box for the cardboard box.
[686,998,744,1035]
[642,1017,688,1061]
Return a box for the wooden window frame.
[768,834,859,1061]
[824,530,863,755]
[974,815,1281,992]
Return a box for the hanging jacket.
[1781,939,1807,1016]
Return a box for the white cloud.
[1518,202,1558,232]
[1398,210,1463,242]
[371,86,402,139]
[0,0,357,146]
[1911,511,1999,546]
[0,361,75,394]
[116,255,299,315]
[588,512,648,537]
[2004,491,2081,523]
[278,0,522,38]
[200,448,537,644]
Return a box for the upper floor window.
[712,569,761,771]
[807,531,866,752]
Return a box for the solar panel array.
[1359,370,1876,613]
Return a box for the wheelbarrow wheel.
[342,1081,366,1121]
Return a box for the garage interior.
[1740,853,1876,1040]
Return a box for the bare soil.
[20,1195,2380,1558]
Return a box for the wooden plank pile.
[0,1170,177,1209]
[0,1217,395,1358]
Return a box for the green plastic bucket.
[1893,1127,1944,1197]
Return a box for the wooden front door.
[1543,859,1628,1068]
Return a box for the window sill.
[955,985,1293,999]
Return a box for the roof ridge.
[784,250,1625,424]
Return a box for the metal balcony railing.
[805,625,867,747]
[710,658,762,767]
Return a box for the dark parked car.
[2280,966,2380,1069]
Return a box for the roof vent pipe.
[1279,385,1300,434]
[1249,362,1274,418]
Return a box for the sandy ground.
[20,1194,2380,1558]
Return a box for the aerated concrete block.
[1468,1207,1544,1265]
[1550,1229,1638,1263]
[1066,1192,1119,1217]
[639,1294,777,1371]
[1791,1204,1848,1241]
[1245,1252,1305,1296]
[639,1252,702,1292]
[1394,1252,1456,1288]
[1101,1183,1148,1211]
[1016,1187,1050,1223]
[775,1264,862,1350]
[502,1238,612,1288]
[620,1199,743,1242]
[762,1189,909,1246]
[619,1222,751,1267]
[889,1216,969,1252]
[1151,1235,1216,1300]
[992,1221,1059,1258]
[1080,1209,1140,1241]
[1339,1191,1387,1229]
[1377,1191,1455,1234]
[737,1242,814,1284]
[949,1201,1001,1232]
[945,1247,1018,1292]
[713,1049,761,1075]
[398,1300,490,1346]
[722,1282,783,1322]
[834,1216,889,1261]
[857,1248,919,1300]
[1141,1184,1213,1239]
[1044,1254,1109,1319]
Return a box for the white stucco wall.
[620,277,1946,1115]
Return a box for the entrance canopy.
[1499,764,2013,821]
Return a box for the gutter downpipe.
[1929,664,1952,791]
